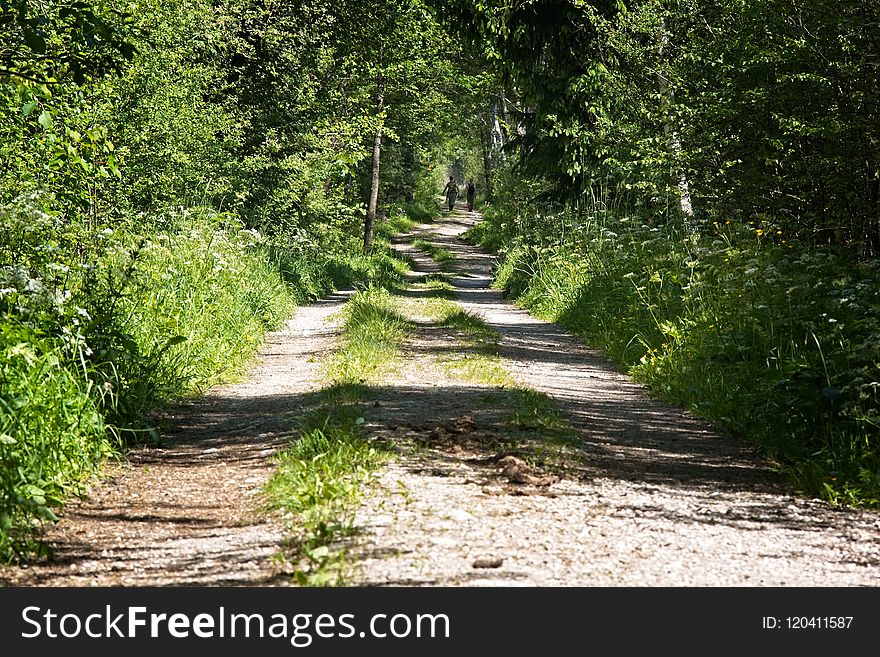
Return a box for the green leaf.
[162,335,187,350]
[22,101,38,117]
[37,110,53,131]
[307,545,330,560]
[36,506,59,522]
[119,336,138,353]
[23,484,45,497]
[119,41,137,60]
[22,28,46,54]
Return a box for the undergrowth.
[468,199,880,507]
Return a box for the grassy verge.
[266,286,411,585]
[468,204,880,507]
[0,327,111,560]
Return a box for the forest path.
[339,203,880,585]
[0,293,351,586]
[4,205,880,587]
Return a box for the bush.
[0,324,111,560]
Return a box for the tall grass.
[470,202,880,506]
[0,326,111,560]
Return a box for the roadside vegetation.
[449,0,880,506]
[469,194,880,506]
[0,0,471,560]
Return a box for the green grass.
[508,388,571,436]
[439,308,499,343]
[412,294,578,463]
[405,294,511,386]
[0,200,412,561]
[0,212,302,559]
[267,285,412,585]
[412,238,456,268]
[119,223,298,407]
[326,287,412,384]
[0,325,112,561]
[264,405,386,586]
[402,199,441,225]
[408,275,456,299]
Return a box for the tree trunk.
[363,89,384,253]
[481,126,494,200]
[656,19,695,229]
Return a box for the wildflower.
[25,278,44,293]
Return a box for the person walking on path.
[443,176,459,212]
[465,179,476,212]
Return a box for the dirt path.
[339,205,880,586]
[0,293,350,586]
[4,205,880,587]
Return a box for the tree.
[0,0,136,86]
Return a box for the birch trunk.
[656,20,695,228]
[363,89,384,253]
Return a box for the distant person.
[465,179,476,212]
[442,176,459,212]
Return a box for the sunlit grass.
[412,238,456,268]
[265,404,387,586]
[270,286,410,585]
[474,201,880,507]
[326,287,411,384]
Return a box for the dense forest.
[1,0,879,562]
